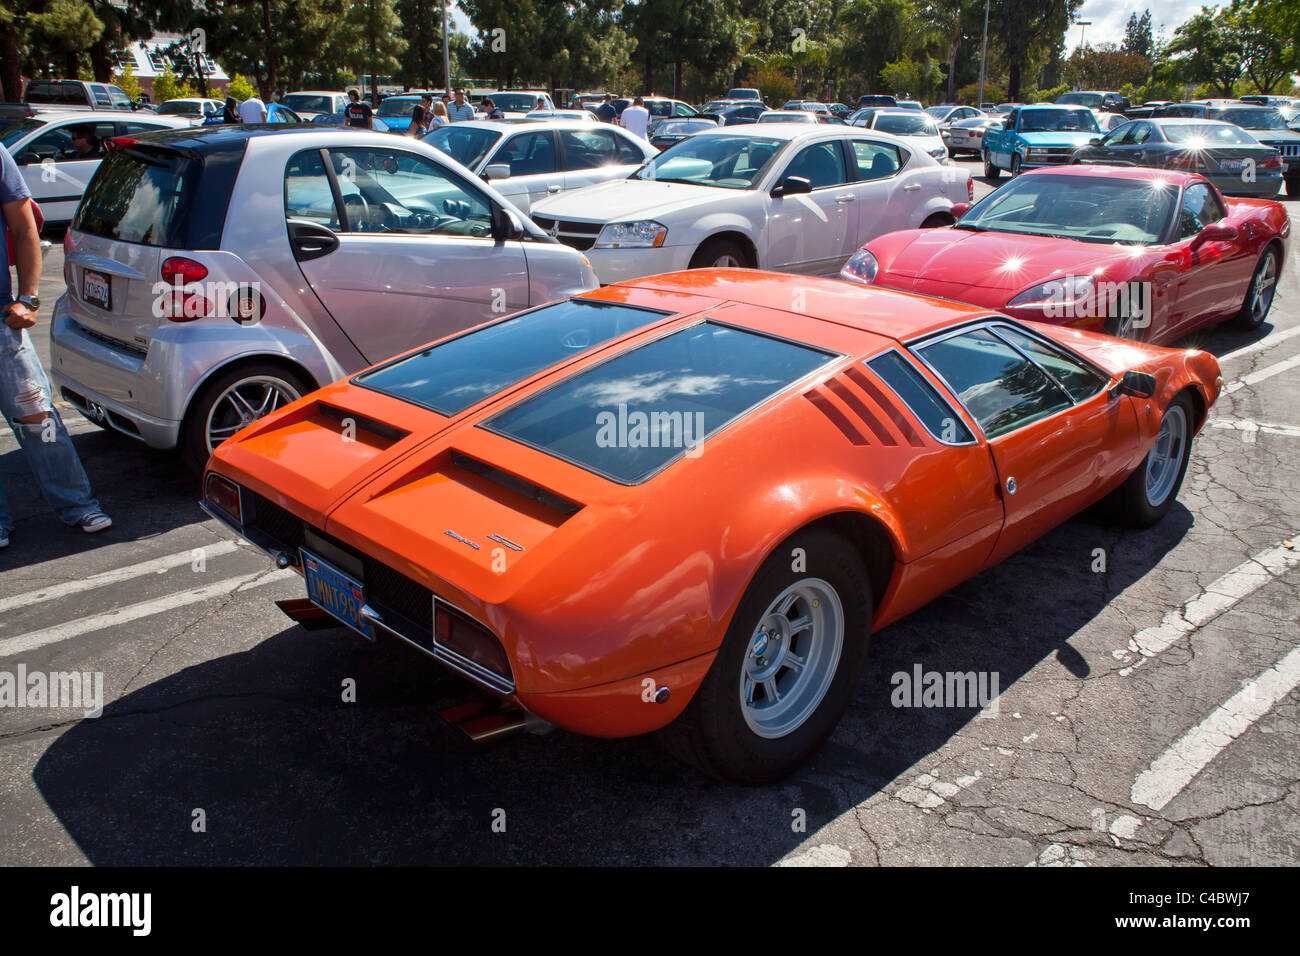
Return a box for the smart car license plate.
[82,269,111,311]
[302,549,372,638]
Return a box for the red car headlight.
[1008,274,1095,313]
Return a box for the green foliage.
[152,67,196,102]
[958,79,1005,104]
[1029,83,1068,103]
[1122,10,1154,59]
[881,56,942,100]
[227,73,256,101]
[750,60,796,104]
[113,61,141,100]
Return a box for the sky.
[1062,1,1224,54]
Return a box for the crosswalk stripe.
[1224,353,1300,393]
[0,569,297,658]
[0,540,242,615]
[1217,324,1300,364]
[1132,643,1300,811]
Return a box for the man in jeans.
[0,146,110,549]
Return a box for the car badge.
[443,530,481,550]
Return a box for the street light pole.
[442,0,451,97]
[1078,19,1092,50]
[977,0,989,108]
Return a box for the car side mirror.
[1089,137,1102,146]
[492,203,524,241]
[1190,221,1238,249]
[949,202,972,218]
[1114,370,1157,399]
[483,163,511,181]
[15,151,40,166]
[773,175,812,197]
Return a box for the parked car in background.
[726,88,764,102]
[374,93,432,133]
[757,110,821,124]
[23,79,136,112]
[941,114,1004,158]
[895,100,923,111]
[981,103,1101,178]
[573,92,615,110]
[857,94,897,109]
[841,166,1287,343]
[281,91,350,121]
[780,101,832,115]
[649,118,722,151]
[1204,105,1300,195]
[715,103,769,126]
[618,97,705,136]
[201,103,303,126]
[50,125,598,468]
[310,108,391,133]
[490,90,557,116]
[529,124,972,284]
[200,267,1221,782]
[0,110,189,224]
[854,109,948,162]
[424,119,655,212]
[1093,110,1129,133]
[827,103,851,119]
[926,105,983,124]
[1070,119,1284,198]
[1056,90,1130,113]
[1125,100,1174,120]
[526,109,599,122]
[156,98,224,125]
[1239,95,1295,108]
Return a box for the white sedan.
[423,119,656,212]
[528,123,972,283]
[0,110,189,224]
[852,109,949,163]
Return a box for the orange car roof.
[592,268,992,343]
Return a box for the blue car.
[202,102,304,126]
[308,108,392,133]
[374,94,430,133]
[980,103,1101,178]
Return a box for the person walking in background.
[428,100,449,129]
[620,96,650,140]
[447,88,476,122]
[409,93,434,136]
[0,146,111,549]
[345,89,373,129]
[221,96,239,123]
[482,97,504,120]
[594,94,617,124]
[237,90,266,124]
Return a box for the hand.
[4,302,36,330]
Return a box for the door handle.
[835,193,855,202]
[287,218,340,262]
[902,183,921,191]
[547,185,562,193]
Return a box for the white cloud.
[1063,1,1225,54]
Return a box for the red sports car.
[840,166,1289,344]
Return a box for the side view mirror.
[492,203,524,241]
[1191,221,1238,249]
[15,151,39,166]
[949,201,972,218]
[1089,137,1102,146]
[773,175,812,197]
[1114,370,1157,399]
[483,163,510,181]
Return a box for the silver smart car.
[49,125,599,468]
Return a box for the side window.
[867,351,975,444]
[1101,123,1131,147]
[118,121,169,136]
[1131,122,1152,145]
[558,129,617,170]
[851,139,902,181]
[611,131,646,164]
[1178,183,1224,239]
[329,146,494,237]
[1005,109,1019,130]
[916,328,1072,438]
[284,149,340,229]
[781,140,849,189]
[674,102,695,117]
[27,122,114,162]
[497,130,557,175]
[991,326,1108,403]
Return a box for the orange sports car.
[201,269,1222,782]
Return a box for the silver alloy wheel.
[711,252,743,267]
[1115,312,1142,340]
[204,375,303,455]
[1144,403,1188,508]
[1249,250,1278,324]
[739,577,845,739]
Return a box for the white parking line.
[1207,418,1300,442]
[1114,536,1300,675]
[1217,324,1300,364]
[1223,353,1300,393]
[1132,643,1300,811]
[0,569,296,658]
[0,541,242,615]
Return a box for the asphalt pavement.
[1,160,1297,865]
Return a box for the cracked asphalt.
[1,163,1297,866]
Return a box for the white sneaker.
[79,512,113,534]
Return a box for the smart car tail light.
[434,600,512,681]
[160,256,211,321]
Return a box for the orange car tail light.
[205,472,243,525]
[434,599,512,680]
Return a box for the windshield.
[1057,92,1104,108]
[377,97,421,117]
[423,124,501,169]
[758,112,813,123]
[874,113,939,135]
[958,173,1176,244]
[1163,123,1255,145]
[656,120,715,136]
[0,119,47,148]
[634,134,784,188]
[492,93,541,112]
[924,106,950,117]
[1213,108,1288,131]
[282,94,335,114]
[1018,108,1099,133]
[157,101,202,116]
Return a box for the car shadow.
[32,502,1192,865]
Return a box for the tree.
[989,0,1079,102]
[921,0,971,103]
[1063,43,1151,91]
[1122,9,1153,59]
[113,61,140,99]
[1163,5,1244,97]
[227,73,256,100]
[153,67,195,102]
[345,0,406,104]
[1235,0,1291,93]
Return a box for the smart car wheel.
[1108,392,1194,528]
[983,149,1000,180]
[657,528,871,784]
[1233,245,1279,330]
[182,363,311,472]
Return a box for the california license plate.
[82,269,111,311]
[301,550,372,638]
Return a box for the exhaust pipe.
[440,699,551,743]
[275,597,341,631]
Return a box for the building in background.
[115,33,230,101]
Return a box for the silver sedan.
[50,125,599,468]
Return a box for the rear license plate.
[302,549,372,638]
[82,269,111,311]
[1220,159,1247,172]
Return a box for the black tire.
[689,236,750,270]
[1233,244,1280,330]
[657,528,872,784]
[920,213,953,228]
[1010,152,1022,177]
[1107,392,1195,528]
[181,362,312,473]
[1287,176,1300,198]
[983,149,1000,180]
